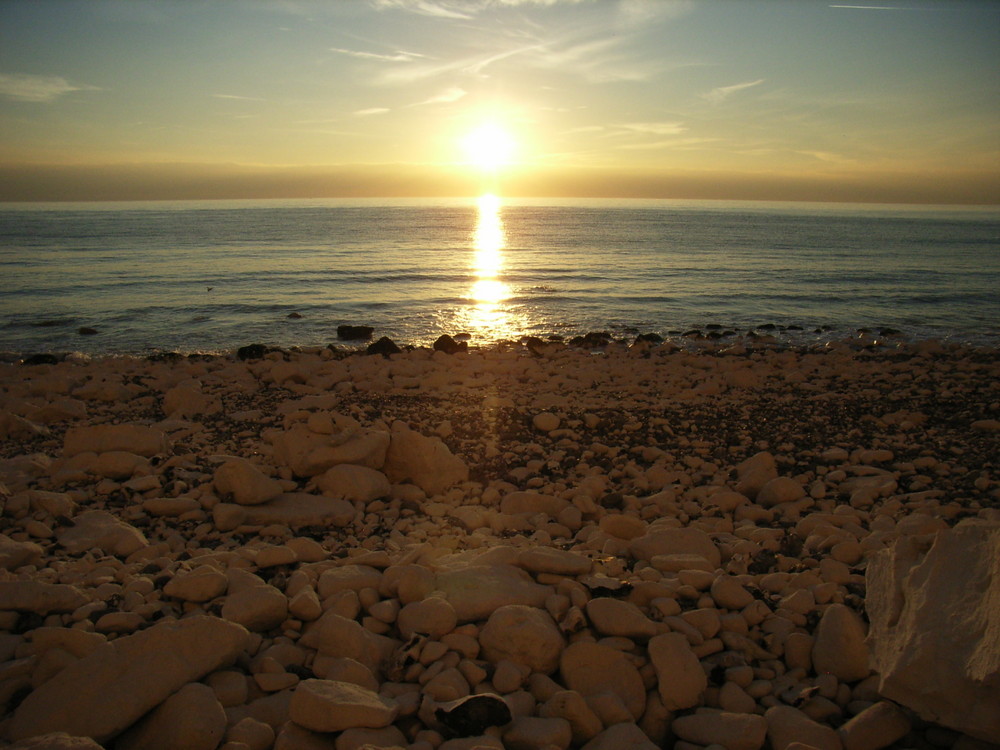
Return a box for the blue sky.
[1,0,997,202]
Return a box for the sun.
[461,123,515,170]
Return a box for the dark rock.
[599,492,625,510]
[570,331,612,348]
[337,325,375,341]
[236,344,268,361]
[520,336,547,348]
[453,333,472,342]
[32,320,67,328]
[706,323,722,330]
[366,336,401,356]
[634,333,663,344]
[433,334,468,355]
[21,354,59,366]
[434,694,512,737]
[147,351,183,363]
[787,324,803,331]
[758,323,777,330]
[880,327,902,336]
[77,327,98,336]
[682,329,703,338]
[287,312,303,319]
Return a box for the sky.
[0,0,998,203]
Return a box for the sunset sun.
[461,123,515,170]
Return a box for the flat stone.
[629,527,721,568]
[56,510,147,556]
[221,582,288,632]
[765,705,842,750]
[163,566,228,603]
[289,679,398,733]
[6,734,104,750]
[838,701,911,750]
[271,424,390,477]
[63,423,170,458]
[579,722,659,750]
[0,581,89,614]
[213,492,355,531]
[316,564,383,599]
[499,491,570,517]
[435,564,552,622]
[479,604,565,674]
[5,616,248,744]
[397,596,458,640]
[672,710,768,750]
[710,574,755,610]
[517,547,592,576]
[503,716,571,750]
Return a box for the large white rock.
[0,581,89,614]
[315,464,390,503]
[383,421,468,496]
[559,642,646,721]
[212,492,355,531]
[647,632,707,711]
[812,604,869,683]
[4,616,248,744]
[629,527,720,568]
[435,564,552,622]
[672,710,767,750]
[866,519,1000,742]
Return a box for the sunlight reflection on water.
[462,193,524,339]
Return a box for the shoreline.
[1,339,998,747]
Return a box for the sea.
[1,196,998,358]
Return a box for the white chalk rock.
[212,492,355,532]
[4,616,248,744]
[479,604,565,674]
[517,547,592,576]
[316,564,382,598]
[56,510,147,557]
[383,421,469,495]
[397,596,458,639]
[214,458,283,506]
[735,451,777,499]
[163,566,228,603]
[837,700,910,750]
[756,476,806,508]
[866,519,1000,742]
[289,679,398,733]
[315,464,390,503]
[0,581,89,615]
[221,578,288,632]
[710,574,755,610]
[532,412,560,432]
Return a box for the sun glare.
[462,124,515,170]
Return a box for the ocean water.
[1,197,998,357]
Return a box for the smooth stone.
[629,527,721,568]
[585,598,657,639]
[289,679,398,733]
[0,581,89,614]
[221,582,288,632]
[479,604,565,674]
[213,493,355,531]
[383,421,469,496]
[503,716,572,750]
[63,423,170,458]
[315,464,390,503]
[579,722,659,750]
[397,596,458,639]
[56,510,147,556]
[214,458,283,506]
[5,616,248,744]
[648,632,707,711]
[115,682,227,750]
[163,566,229,603]
[271,424,390,477]
[671,710,768,750]
[710,575,755,610]
[756,476,806,508]
[559,641,646,721]
[838,701,911,750]
[435,564,552,622]
[765,705,843,750]
[5,734,104,750]
[517,547,592,576]
[317,564,383,598]
[812,603,869,683]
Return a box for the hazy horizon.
[1,0,998,204]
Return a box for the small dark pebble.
[338,324,375,341]
[367,336,401,356]
[77,326,98,335]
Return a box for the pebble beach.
[0,334,998,750]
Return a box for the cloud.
[213,94,265,101]
[0,73,98,103]
[331,47,425,62]
[354,107,391,116]
[410,87,467,106]
[369,0,475,19]
[619,122,687,136]
[702,78,765,104]
[829,4,914,9]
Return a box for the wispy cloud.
[369,0,475,20]
[354,107,390,116]
[331,47,425,62]
[619,122,687,136]
[0,73,98,103]
[213,94,265,101]
[702,78,765,104]
[829,4,914,9]
[409,87,467,106]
